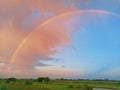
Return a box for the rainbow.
[10,10,120,63]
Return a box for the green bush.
[75,85,81,89]
[68,85,74,88]
[25,81,32,85]
[80,85,93,90]
[37,77,50,83]
[88,87,93,90]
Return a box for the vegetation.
[0,77,120,90]
[6,78,17,83]
[0,78,7,90]
[25,80,32,85]
[37,77,50,83]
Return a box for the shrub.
[37,77,50,83]
[25,81,32,85]
[68,85,74,88]
[88,87,93,90]
[75,85,81,89]
[80,85,93,90]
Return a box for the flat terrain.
[4,80,120,90]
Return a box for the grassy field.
[1,78,120,90]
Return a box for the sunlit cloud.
[10,10,118,70]
[0,0,120,78]
[0,0,77,77]
[34,66,78,78]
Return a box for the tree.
[44,77,50,83]
[37,77,44,82]
[6,77,17,83]
[37,77,50,83]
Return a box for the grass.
[0,79,7,90]
[1,79,120,90]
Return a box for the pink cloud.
[10,10,117,69]
[0,0,119,77]
[0,0,77,77]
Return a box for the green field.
[1,78,120,90]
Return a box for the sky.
[0,0,120,79]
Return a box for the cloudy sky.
[0,0,120,79]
